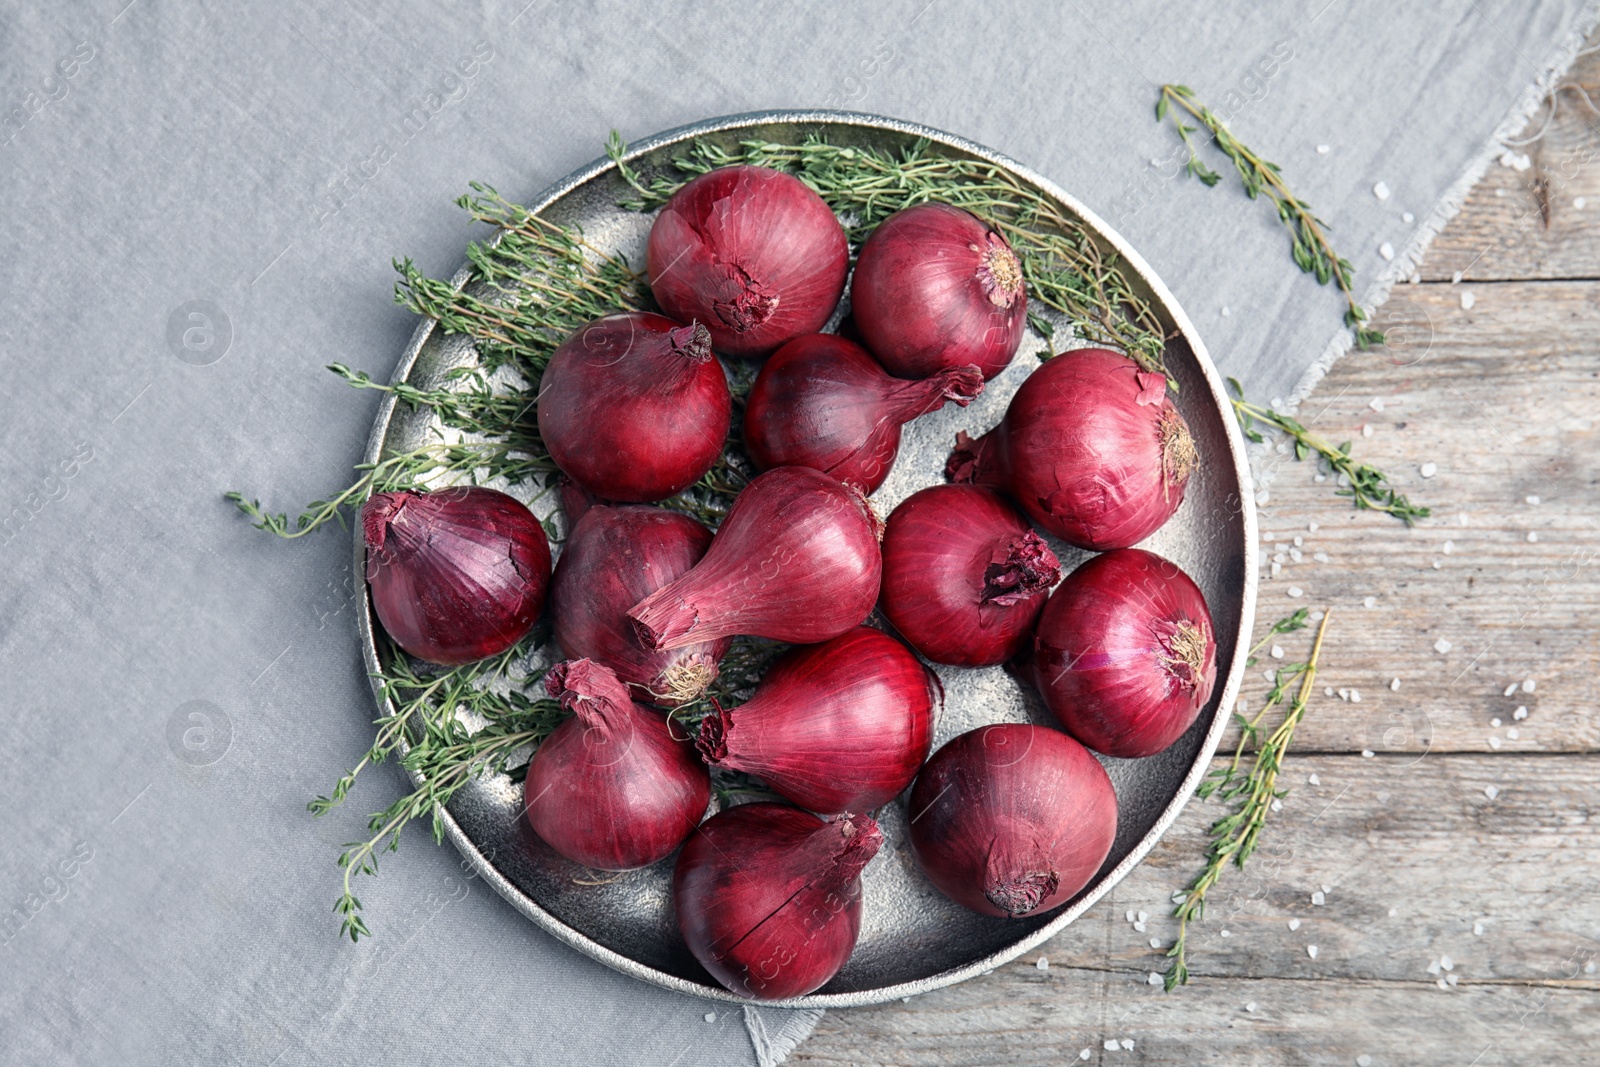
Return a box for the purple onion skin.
[947,348,1196,550]
[907,724,1117,918]
[879,485,1061,667]
[524,660,710,871]
[697,627,937,813]
[362,487,551,666]
[550,505,732,706]
[1033,548,1217,759]
[627,466,883,652]
[647,166,849,358]
[851,203,1027,381]
[537,312,732,503]
[744,334,984,494]
[674,805,882,1000]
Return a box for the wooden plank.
[1422,52,1600,282]
[796,755,1600,1066]
[1225,278,1600,754]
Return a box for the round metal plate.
[356,110,1258,1008]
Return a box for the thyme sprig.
[1227,379,1431,526]
[608,133,1173,378]
[1164,609,1331,989]
[1156,85,1385,349]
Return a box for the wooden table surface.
[795,50,1600,1067]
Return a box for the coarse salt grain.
[1150,938,1162,949]
[1293,536,1304,547]
[1369,398,1386,412]
[1358,1056,1373,1067]
[1134,921,1147,933]
[1427,960,1442,975]
[1528,532,1539,543]
[1388,908,1398,917]
[1504,683,1519,697]
[1364,596,1377,609]
[1310,521,1321,532]
[705,1012,716,1022]
[1271,645,1285,659]
[1441,955,1453,971]
[1373,181,1391,200]
[1221,929,1232,938]
[1507,727,1519,740]
[1246,1001,1258,1012]
[1362,749,1375,758]
[1491,718,1502,728]
[1271,799,1283,812]
[1121,1039,1135,1051]
[1126,909,1136,923]
[1325,686,1335,697]
[1264,531,1275,542]
[1317,144,1331,154]
[1526,495,1540,505]
[1288,587,1304,598]
[1522,679,1536,693]
[1080,1049,1093,1061]
[1378,242,1395,260]
[1587,962,1597,974]
[1432,560,1442,569]
[1037,957,1049,970]
[1351,690,1362,703]
[1451,271,1463,283]
[1484,785,1500,800]
[1434,638,1452,654]
[1146,973,1161,987]
[1403,211,1415,223]
[1138,911,1149,923]
[1443,540,1454,555]
[1265,670,1277,682]
[1514,706,1528,720]
[1460,291,1476,310]
[1105,1039,1119,1052]
[1314,551,1330,563]
[1575,197,1587,209]
[1473,922,1484,935]
[1289,918,1301,930]
[1390,678,1401,691]
[1308,773,1321,785]
[1307,945,1319,959]
[1459,513,1470,525]
[1420,462,1438,478]
[1312,891,1326,906]
[1447,973,1459,986]
[1488,736,1502,750]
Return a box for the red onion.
[674,804,881,999]
[628,466,882,651]
[907,724,1117,918]
[743,333,984,494]
[947,348,1196,550]
[647,166,849,357]
[523,659,710,870]
[362,487,550,666]
[698,627,936,813]
[879,485,1061,667]
[550,505,732,705]
[536,312,732,502]
[1033,548,1217,758]
[850,202,1027,381]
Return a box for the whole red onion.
[536,312,732,502]
[850,202,1027,380]
[628,466,882,651]
[361,486,551,666]
[523,659,710,871]
[1033,548,1217,758]
[907,724,1117,918]
[947,348,1196,550]
[879,485,1061,667]
[743,333,984,494]
[698,627,937,813]
[647,166,849,357]
[550,505,731,705]
[674,804,882,999]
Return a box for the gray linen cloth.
[1,2,1591,1065]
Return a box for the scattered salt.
[1522,679,1536,693]
[1473,922,1484,936]
[1271,645,1284,659]
[1402,211,1415,223]
[1378,242,1395,261]
[1432,560,1442,569]
[1369,397,1386,413]
[1528,532,1538,543]
[1526,495,1540,506]
[1443,540,1454,555]
[1362,423,1373,438]
[1587,962,1597,974]
[1080,1049,1093,1061]
[1388,908,1398,917]
[1446,973,1460,986]
[1420,462,1438,478]
[1221,305,1232,317]
[1312,891,1326,906]
[1350,689,1362,703]
[1293,536,1304,547]
[1120,1039,1135,1051]
[1364,596,1377,609]
[1134,921,1147,933]
[1437,977,1450,989]
[705,1012,716,1022]
[1451,271,1463,283]
[1264,531,1276,542]
[1146,972,1161,987]
[1441,955,1454,971]
[1460,291,1476,310]
[1138,911,1149,923]
[1308,773,1321,785]
[1289,918,1301,931]
[1390,678,1402,691]
[1265,669,1277,682]
[1150,938,1162,949]
[1373,181,1391,200]
[1105,1039,1119,1052]
[1504,683,1519,697]
[1358,1056,1374,1067]
[1488,736,1502,750]
[1484,785,1500,800]
[1575,197,1587,209]
[1513,706,1528,720]
[1317,144,1330,154]
[1314,551,1330,563]
[1459,513,1470,525]
[1434,638,1453,654]
[1307,945,1319,959]
[1287,587,1304,598]
[1362,749,1375,758]
[1427,959,1441,975]
[1507,727,1519,740]
[1310,521,1321,531]
[1221,929,1231,938]
[1325,686,1335,697]
[1246,1001,1258,1012]
[1126,909,1136,923]
[1271,799,1283,812]
[1491,718,1502,728]
[1037,957,1049,971]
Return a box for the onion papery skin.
[536,312,732,502]
[850,202,1027,381]
[697,627,937,813]
[744,333,984,494]
[550,505,731,706]
[1033,548,1217,759]
[627,466,883,651]
[647,166,849,358]
[361,487,551,666]
[523,659,710,871]
[946,348,1197,550]
[674,804,882,999]
[907,724,1117,918]
[879,485,1061,667]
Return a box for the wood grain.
[797,39,1600,1067]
